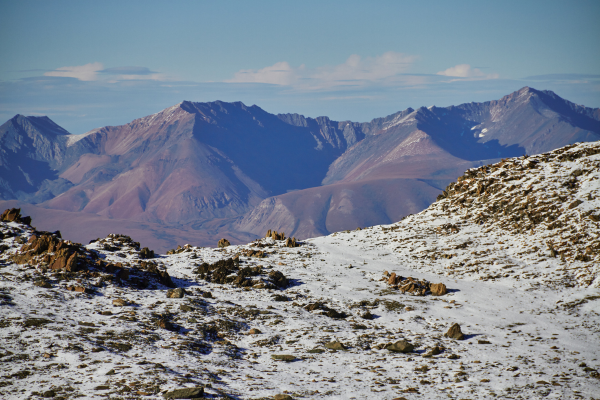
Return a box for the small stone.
[34,279,52,289]
[271,354,296,362]
[274,395,294,400]
[41,390,56,398]
[386,340,414,353]
[105,369,116,375]
[272,294,289,302]
[163,386,204,399]
[167,288,185,298]
[444,323,465,340]
[325,341,346,351]
[423,345,443,357]
[568,199,583,209]
[112,298,128,307]
[361,311,375,320]
[217,238,230,248]
[307,348,325,354]
[157,319,176,331]
[67,285,92,294]
[248,328,262,335]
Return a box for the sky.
[1,0,599,134]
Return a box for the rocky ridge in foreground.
[0,141,598,399]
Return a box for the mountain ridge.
[1,87,598,251]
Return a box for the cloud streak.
[227,52,418,90]
[44,63,167,82]
[437,64,499,80]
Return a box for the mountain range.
[1,87,599,251]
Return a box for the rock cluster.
[382,271,447,296]
[12,231,94,272]
[7,220,177,291]
[265,229,300,247]
[139,247,155,259]
[194,258,288,289]
[241,248,266,258]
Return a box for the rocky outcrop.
[12,231,92,272]
[1,208,31,226]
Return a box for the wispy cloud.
[44,63,167,82]
[226,52,418,90]
[437,64,499,80]
[44,62,104,81]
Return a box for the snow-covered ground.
[1,142,599,399]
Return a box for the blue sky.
[1,0,599,134]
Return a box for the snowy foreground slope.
[0,142,599,400]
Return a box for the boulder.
[444,323,465,340]
[386,340,414,353]
[269,270,288,288]
[430,283,447,296]
[217,238,230,248]
[1,208,31,225]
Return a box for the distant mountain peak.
[9,114,71,136]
